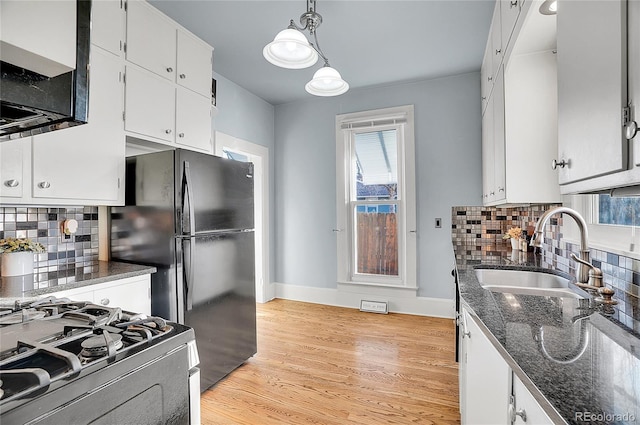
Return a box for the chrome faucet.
[530,206,602,288]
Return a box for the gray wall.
[213,72,276,284]
[274,72,483,300]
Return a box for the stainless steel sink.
[474,268,587,298]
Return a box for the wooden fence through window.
[356,212,398,276]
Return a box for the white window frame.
[335,105,417,289]
[564,194,640,259]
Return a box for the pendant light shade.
[305,66,349,97]
[263,28,319,69]
[264,0,348,97]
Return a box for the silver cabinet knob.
[4,179,19,188]
[498,187,505,192]
[38,181,51,189]
[625,120,638,140]
[490,191,495,196]
[165,129,172,134]
[178,133,185,138]
[509,397,527,423]
[100,298,110,306]
[166,67,173,73]
[552,159,568,169]
[495,48,502,55]
[179,73,186,79]
[488,76,493,82]
[510,0,518,7]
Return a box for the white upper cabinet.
[480,0,561,206]
[0,0,76,77]
[92,0,126,56]
[501,0,522,54]
[0,139,28,198]
[177,30,213,97]
[490,3,503,80]
[176,89,213,152]
[31,47,125,203]
[126,0,177,81]
[556,0,628,186]
[123,0,213,153]
[125,65,176,143]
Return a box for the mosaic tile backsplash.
[0,206,99,275]
[452,204,639,331]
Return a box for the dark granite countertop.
[455,243,639,425]
[0,261,156,305]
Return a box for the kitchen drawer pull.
[100,298,110,306]
[179,133,185,138]
[165,129,172,134]
[38,181,51,189]
[179,73,186,79]
[4,179,19,188]
[166,67,173,73]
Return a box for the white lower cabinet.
[49,274,151,316]
[511,374,553,424]
[460,307,510,424]
[459,306,553,424]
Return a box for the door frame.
[214,131,272,303]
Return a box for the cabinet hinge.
[123,42,127,53]
[123,0,127,11]
[122,111,125,122]
[118,178,121,188]
[122,72,126,84]
[624,106,632,124]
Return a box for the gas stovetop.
[0,297,176,406]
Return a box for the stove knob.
[100,298,110,306]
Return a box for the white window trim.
[564,194,640,259]
[335,105,417,289]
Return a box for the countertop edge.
[460,297,568,425]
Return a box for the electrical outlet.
[435,218,442,228]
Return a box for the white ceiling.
[149,0,495,105]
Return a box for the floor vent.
[359,300,388,314]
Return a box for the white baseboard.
[273,282,455,319]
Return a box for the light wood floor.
[201,299,460,425]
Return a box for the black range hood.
[0,0,91,141]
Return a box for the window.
[335,105,416,288]
[565,194,640,258]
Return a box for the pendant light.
[263,0,348,97]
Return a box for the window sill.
[338,280,418,298]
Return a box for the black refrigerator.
[110,149,256,392]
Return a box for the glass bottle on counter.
[520,230,528,252]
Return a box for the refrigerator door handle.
[182,237,195,312]
[181,161,196,236]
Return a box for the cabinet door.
[557,0,627,185]
[32,47,125,202]
[481,44,492,116]
[93,277,151,315]
[490,3,503,80]
[493,66,506,202]
[92,0,125,56]
[125,65,176,143]
[0,138,27,198]
[0,0,76,77]
[501,0,521,53]
[482,94,495,204]
[462,308,510,425]
[176,89,212,152]
[512,374,553,424]
[177,30,213,97]
[126,0,176,82]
